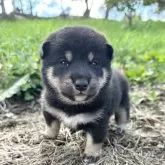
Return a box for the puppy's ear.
[40,41,50,59]
[106,44,114,60]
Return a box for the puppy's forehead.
[47,27,107,51]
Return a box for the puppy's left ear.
[40,41,50,59]
[106,44,114,60]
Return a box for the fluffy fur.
[40,26,130,164]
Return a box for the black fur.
[40,26,130,163]
[43,111,57,126]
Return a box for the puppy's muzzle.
[71,70,91,92]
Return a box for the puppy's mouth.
[74,91,87,102]
[74,94,86,102]
[62,90,95,103]
[64,92,87,102]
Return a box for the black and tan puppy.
[40,26,130,164]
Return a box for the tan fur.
[88,52,94,61]
[98,68,108,90]
[42,97,104,129]
[85,133,102,157]
[44,120,60,139]
[46,67,108,105]
[65,51,72,62]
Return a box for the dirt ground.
[0,86,165,165]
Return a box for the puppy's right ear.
[40,41,50,59]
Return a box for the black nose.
[75,79,88,91]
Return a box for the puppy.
[40,26,130,164]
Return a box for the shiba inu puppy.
[40,26,130,164]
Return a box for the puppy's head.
[40,26,113,104]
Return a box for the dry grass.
[0,87,165,165]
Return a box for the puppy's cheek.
[98,68,108,89]
[87,87,97,97]
[46,67,61,91]
[87,80,98,95]
[60,82,74,96]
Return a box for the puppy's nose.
[75,79,88,91]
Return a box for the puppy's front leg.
[84,133,103,164]
[84,120,108,164]
[43,111,60,139]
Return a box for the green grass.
[0,18,165,100]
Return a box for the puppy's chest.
[56,112,89,128]
[46,105,103,129]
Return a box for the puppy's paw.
[83,155,100,165]
[115,127,125,135]
[42,133,57,139]
[41,129,58,139]
[84,133,102,164]
[115,124,126,135]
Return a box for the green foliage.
[105,0,140,12]
[143,0,165,11]
[105,0,120,9]
[143,0,157,5]
[0,74,30,101]
[0,19,165,100]
[105,0,141,26]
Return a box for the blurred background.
[0,0,165,102]
[1,0,165,21]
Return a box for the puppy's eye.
[90,60,98,66]
[60,59,69,66]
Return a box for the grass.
[0,19,165,100]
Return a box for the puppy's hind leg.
[115,92,130,133]
[115,107,129,133]
[43,111,61,139]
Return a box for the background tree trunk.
[125,13,133,27]
[19,0,24,13]
[83,0,90,18]
[29,0,33,16]
[0,0,7,17]
[105,7,110,19]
